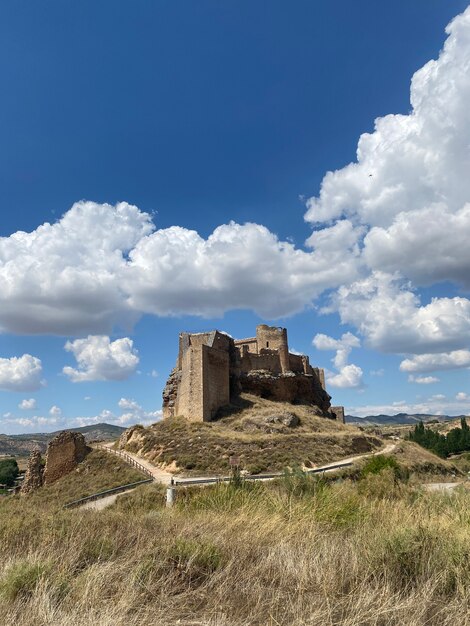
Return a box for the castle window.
[266,341,269,347]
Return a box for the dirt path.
[101,442,173,485]
[312,442,397,472]
[422,482,464,492]
[100,441,397,487]
[79,488,136,510]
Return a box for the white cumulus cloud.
[19,398,37,410]
[75,399,161,427]
[305,7,470,361]
[49,405,62,417]
[0,355,44,392]
[408,375,440,384]
[327,364,364,390]
[0,201,363,335]
[313,332,363,389]
[63,335,139,382]
[400,349,470,373]
[333,273,470,355]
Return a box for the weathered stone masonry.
[163,324,345,423]
[20,431,90,494]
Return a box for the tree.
[0,458,19,487]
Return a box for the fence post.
[166,478,176,508]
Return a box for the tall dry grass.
[0,468,469,625]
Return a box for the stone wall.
[20,449,44,494]
[331,406,345,424]
[256,325,289,372]
[43,431,90,485]
[202,344,230,420]
[239,351,283,375]
[239,371,331,413]
[175,345,200,420]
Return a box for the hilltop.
[0,423,126,456]
[118,393,382,475]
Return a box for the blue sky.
[1,1,470,433]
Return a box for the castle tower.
[255,325,290,373]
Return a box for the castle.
[162,324,345,423]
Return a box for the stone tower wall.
[202,344,230,420]
[256,325,289,373]
[175,337,230,421]
[176,345,203,421]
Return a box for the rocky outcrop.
[43,431,90,485]
[21,449,44,494]
[162,368,182,419]
[118,425,148,454]
[239,371,331,414]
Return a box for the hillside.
[346,413,467,426]
[1,448,470,625]
[118,393,382,475]
[0,423,126,456]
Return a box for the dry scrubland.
[1,450,470,625]
[120,394,382,475]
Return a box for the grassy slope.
[389,441,463,478]
[20,450,145,508]
[120,394,382,475]
[1,464,470,625]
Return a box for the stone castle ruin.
[163,324,344,423]
[21,431,90,494]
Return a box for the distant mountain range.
[346,413,466,426]
[0,423,125,456]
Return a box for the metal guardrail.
[95,443,155,479]
[172,461,353,487]
[63,478,153,509]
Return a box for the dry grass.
[391,441,463,480]
[1,451,470,625]
[19,449,146,508]
[121,394,382,475]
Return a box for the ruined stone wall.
[21,432,91,493]
[21,450,44,494]
[43,432,90,485]
[239,351,283,375]
[202,344,230,420]
[331,406,345,424]
[239,371,331,412]
[312,367,326,390]
[288,354,305,373]
[162,367,181,418]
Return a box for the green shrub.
[177,481,262,512]
[279,466,326,498]
[360,455,408,481]
[169,538,223,583]
[0,560,50,601]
